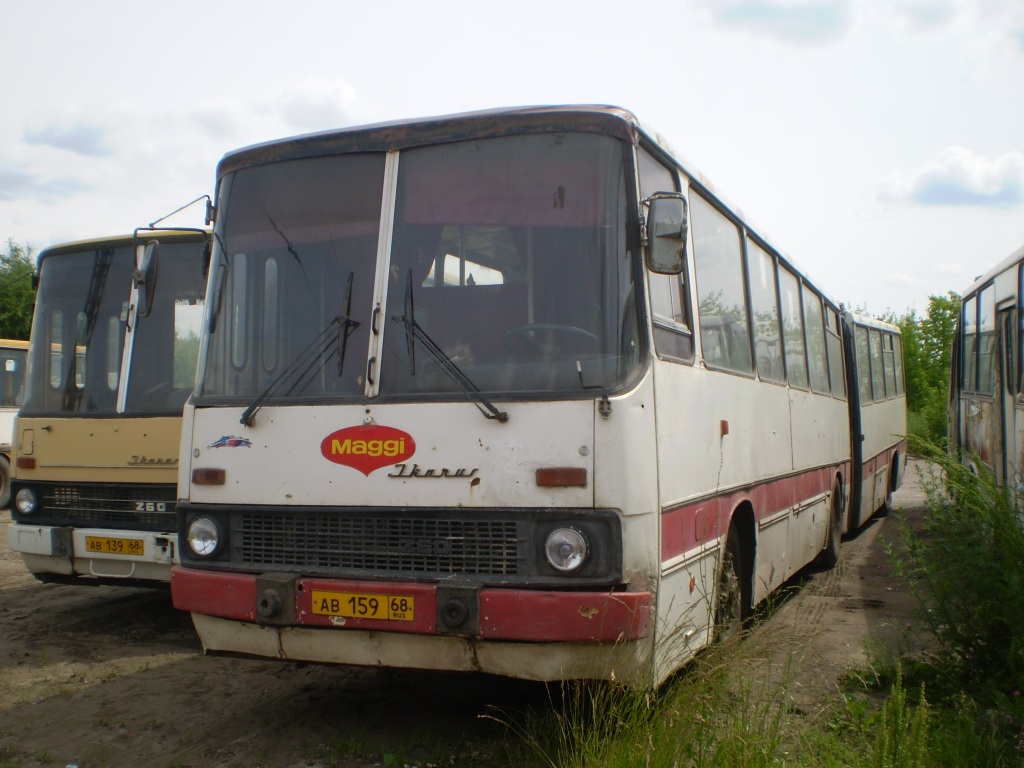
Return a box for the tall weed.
[890,441,1024,691]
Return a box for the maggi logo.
[331,438,406,458]
[321,425,416,475]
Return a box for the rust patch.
[578,606,599,619]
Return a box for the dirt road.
[0,461,930,767]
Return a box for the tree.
[893,292,960,443]
[0,240,37,340]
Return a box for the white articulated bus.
[949,243,1024,487]
[170,106,903,686]
[0,338,29,507]
[8,229,209,584]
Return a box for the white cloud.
[22,123,114,158]
[878,146,1024,207]
[697,0,854,45]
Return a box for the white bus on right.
[842,310,908,531]
[949,244,1024,488]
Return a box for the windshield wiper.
[62,246,115,411]
[393,271,508,423]
[240,272,359,427]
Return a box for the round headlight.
[545,528,588,572]
[14,488,38,515]
[187,516,221,557]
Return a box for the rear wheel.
[0,455,9,509]
[815,482,842,569]
[714,526,749,642]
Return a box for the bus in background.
[7,229,209,585]
[949,243,1024,487]
[0,339,29,507]
[170,106,875,686]
[842,311,907,531]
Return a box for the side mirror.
[645,194,688,275]
[134,241,160,318]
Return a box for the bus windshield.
[198,132,640,402]
[21,239,207,416]
[22,246,134,414]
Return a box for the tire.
[0,455,10,510]
[815,482,841,569]
[714,525,750,642]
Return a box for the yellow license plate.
[310,590,415,622]
[84,536,145,557]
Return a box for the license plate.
[310,590,415,622]
[84,536,145,557]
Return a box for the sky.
[2,0,1023,317]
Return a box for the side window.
[855,325,871,402]
[882,332,897,398]
[869,329,885,401]
[963,296,978,391]
[893,334,905,396]
[746,239,784,384]
[639,148,693,363]
[778,266,807,388]
[825,307,846,399]
[691,193,753,375]
[978,285,996,395]
[802,286,829,394]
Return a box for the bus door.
[999,303,1024,491]
[996,302,1016,487]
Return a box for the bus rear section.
[949,244,1024,486]
[8,230,209,585]
[170,106,854,686]
[842,312,908,531]
[0,339,29,508]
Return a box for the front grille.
[34,483,176,530]
[238,513,523,577]
[181,505,623,586]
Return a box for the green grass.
[486,444,1024,767]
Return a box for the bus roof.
[214,105,835,310]
[37,229,210,261]
[960,242,1024,298]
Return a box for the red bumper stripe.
[171,567,651,642]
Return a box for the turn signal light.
[536,467,587,487]
[192,468,226,486]
[16,457,36,469]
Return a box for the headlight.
[187,516,222,557]
[14,488,38,515]
[545,528,589,572]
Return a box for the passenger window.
[746,240,784,384]
[963,296,978,391]
[869,329,885,401]
[778,267,807,388]
[978,285,996,395]
[825,307,846,399]
[802,286,829,394]
[639,148,693,363]
[855,325,871,402]
[691,194,752,375]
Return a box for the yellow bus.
[0,338,29,507]
[7,229,209,584]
